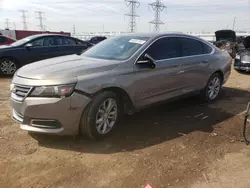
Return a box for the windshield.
[82,36,149,60]
[11,35,38,46]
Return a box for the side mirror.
[136,53,156,69]
[25,43,32,48]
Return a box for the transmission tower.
[125,0,140,33]
[149,0,166,32]
[5,18,10,29]
[35,11,46,31]
[19,10,28,30]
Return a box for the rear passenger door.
[177,37,213,92]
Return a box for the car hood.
[16,54,120,80]
[215,30,236,42]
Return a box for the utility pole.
[125,0,140,33]
[73,24,76,35]
[232,17,236,30]
[35,11,46,31]
[19,10,28,30]
[149,0,166,32]
[5,18,10,29]
[13,22,16,30]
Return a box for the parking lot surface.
[1,68,250,188]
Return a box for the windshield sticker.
[129,39,146,45]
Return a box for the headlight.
[29,83,76,97]
[235,54,240,59]
[10,83,14,92]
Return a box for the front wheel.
[0,58,18,76]
[201,73,222,102]
[79,91,121,140]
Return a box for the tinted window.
[55,37,64,45]
[0,36,7,43]
[64,37,76,45]
[179,38,202,56]
[31,37,56,46]
[146,37,180,60]
[202,43,213,54]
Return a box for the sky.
[0,0,250,34]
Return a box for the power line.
[149,0,166,32]
[125,0,140,33]
[5,18,10,29]
[19,10,28,30]
[35,11,46,31]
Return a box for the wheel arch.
[0,56,20,65]
[93,86,135,115]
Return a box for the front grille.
[11,85,32,102]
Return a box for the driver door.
[21,36,59,64]
[132,37,186,108]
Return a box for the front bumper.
[11,92,91,135]
[234,60,250,72]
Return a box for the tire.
[0,58,18,76]
[200,73,222,102]
[79,91,122,140]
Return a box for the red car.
[0,35,16,46]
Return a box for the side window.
[55,37,64,45]
[64,37,76,45]
[179,38,203,57]
[31,38,44,46]
[31,37,56,47]
[0,36,7,43]
[201,42,213,54]
[145,37,180,60]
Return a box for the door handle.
[177,70,185,75]
[202,60,209,64]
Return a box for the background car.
[87,36,107,45]
[0,35,16,46]
[213,30,238,58]
[11,33,232,140]
[234,36,250,72]
[0,34,92,75]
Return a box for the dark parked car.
[0,34,92,75]
[213,30,238,58]
[0,35,16,46]
[234,36,250,72]
[88,36,107,45]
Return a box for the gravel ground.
[1,68,250,188]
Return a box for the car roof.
[29,34,72,38]
[121,32,200,39]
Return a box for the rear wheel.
[79,91,121,140]
[0,58,18,76]
[201,73,222,102]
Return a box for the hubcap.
[207,76,221,100]
[0,60,16,75]
[96,98,118,135]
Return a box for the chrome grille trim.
[11,84,33,102]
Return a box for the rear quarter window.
[201,42,213,54]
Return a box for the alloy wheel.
[95,98,118,135]
[0,60,17,75]
[207,76,221,100]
